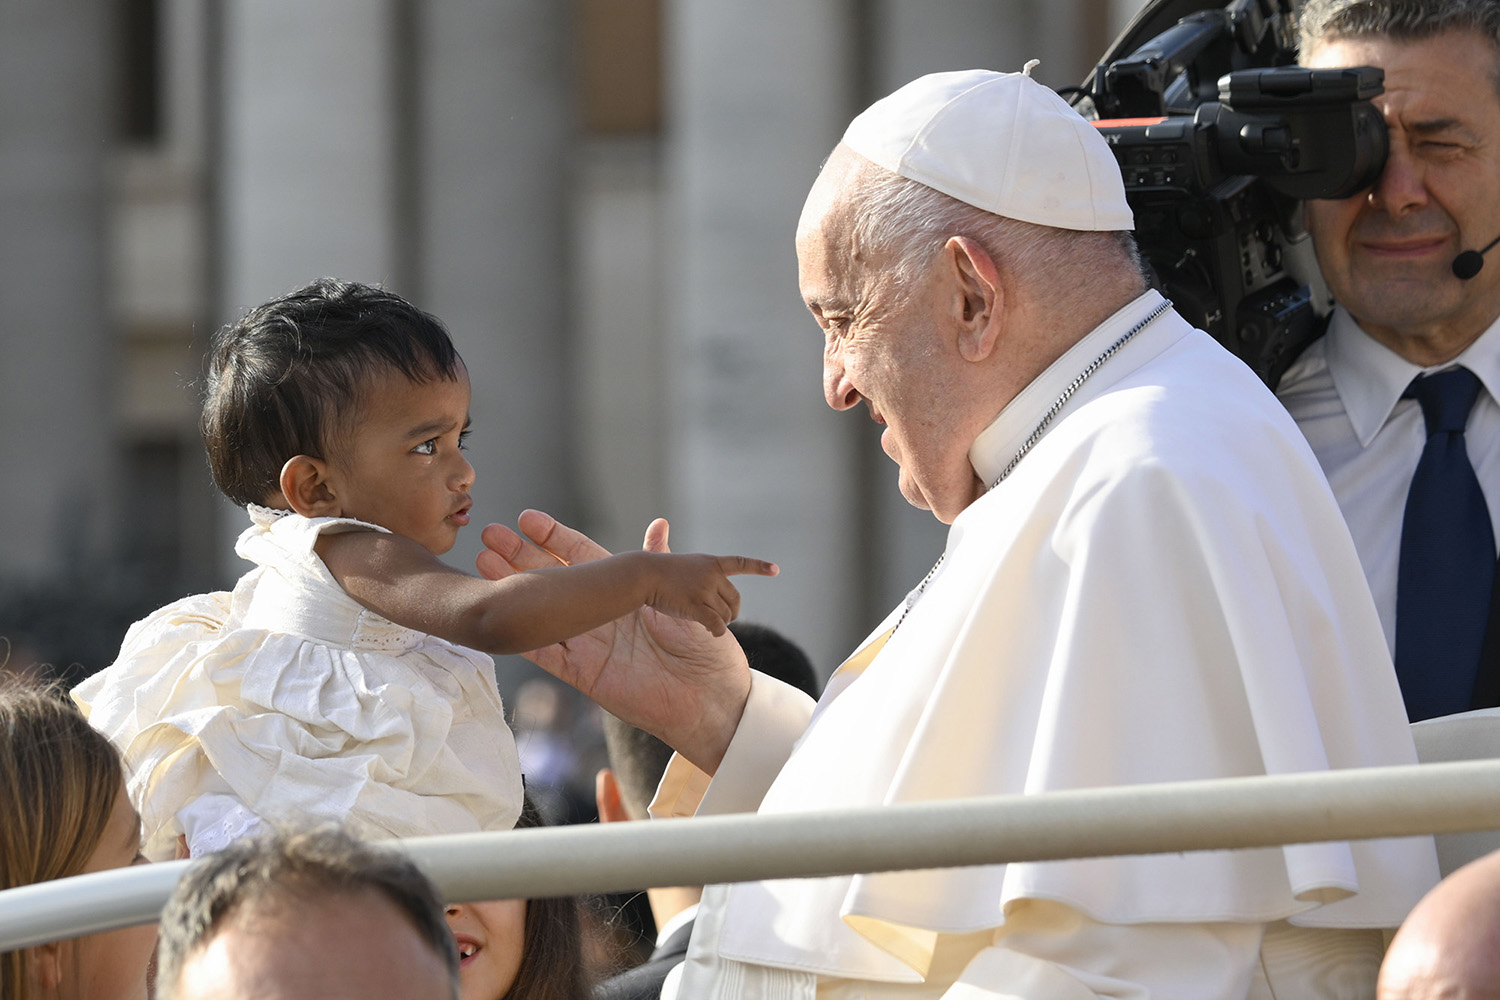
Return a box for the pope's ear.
[278,455,340,518]
[946,235,1003,362]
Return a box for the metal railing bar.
[4,759,1499,952]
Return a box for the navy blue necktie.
[1395,367,1496,721]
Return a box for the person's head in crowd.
[593,618,820,959]
[731,621,820,697]
[799,69,1144,523]
[1298,0,1500,365]
[590,622,820,995]
[444,793,587,1000]
[599,620,820,823]
[1379,846,1500,999]
[0,676,154,1000]
[155,826,458,1000]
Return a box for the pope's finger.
[476,523,528,579]
[518,509,610,566]
[480,522,519,553]
[475,548,508,581]
[644,518,671,554]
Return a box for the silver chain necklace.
[888,300,1171,635]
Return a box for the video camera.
[1072,0,1387,385]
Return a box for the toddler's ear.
[279,455,341,517]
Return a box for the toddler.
[75,278,776,859]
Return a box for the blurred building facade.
[0,0,1144,683]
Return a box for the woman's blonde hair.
[0,676,125,999]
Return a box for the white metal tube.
[4,759,1500,952]
[0,861,189,951]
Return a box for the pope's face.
[1303,30,1500,364]
[797,151,984,524]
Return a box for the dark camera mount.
[1071,0,1388,386]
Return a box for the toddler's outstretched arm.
[317,528,777,654]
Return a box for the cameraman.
[1278,0,1500,722]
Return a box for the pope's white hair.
[844,158,1144,295]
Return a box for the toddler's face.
[326,368,475,554]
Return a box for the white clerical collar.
[1328,306,1500,447]
[968,289,1173,487]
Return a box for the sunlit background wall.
[0,0,1150,695]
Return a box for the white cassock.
[653,291,1440,999]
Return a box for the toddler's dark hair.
[202,278,463,508]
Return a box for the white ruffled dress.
[74,506,524,859]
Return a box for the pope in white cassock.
[479,68,1440,998]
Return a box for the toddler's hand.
[645,553,779,636]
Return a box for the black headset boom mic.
[1453,233,1500,280]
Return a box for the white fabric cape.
[710,293,1438,984]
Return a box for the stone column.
[0,2,115,582]
[415,4,576,550]
[664,0,863,672]
[573,140,668,554]
[211,0,405,573]
[217,0,403,314]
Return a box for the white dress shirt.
[1277,307,1500,656]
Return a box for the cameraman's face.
[1303,31,1500,366]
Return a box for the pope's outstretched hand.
[477,510,752,773]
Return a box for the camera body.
[1078,0,1388,384]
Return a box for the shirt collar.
[1328,306,1500,446]
[656,902,700,948]
[1456,314,1500,417]
[968,289,1171,487]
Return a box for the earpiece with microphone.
[1452,234,1500,280]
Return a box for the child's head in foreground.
[202,277,475,554]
